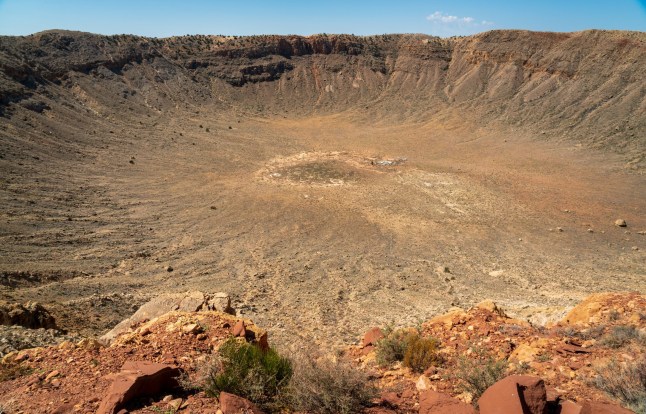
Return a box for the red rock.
[361,344,375,355]
[52,403,75,413]
[560,400,583,414]
[232,320,246,337]
[546,387,561,404]
[45,370,60,381]
[568,360,584,370]
[556,344,591,355]
[97,361,182,414]
[219,392,264,414]
[478,375,547,414]
[419,390,476,414]
[256,331,269,350]
[380,391,402,407]
[401,388,416,399]
[14,352,29,362]
[366,408,398,414]
[580,402,634,414]
[362,327,385,347]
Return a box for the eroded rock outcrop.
[100,291,233,344]
[0,301,57,329]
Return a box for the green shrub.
[202,338,292,410]
[288,354,376,414]
[403,335,443,373]
[600,325,646,349]
[375,329,413,367]
[593,357,646,413]
[376,328,442,373]
[454,347,508,405]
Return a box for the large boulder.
[419,390,476,414]
[219,392,264,414]
[97,361,182,414]
[478,375,547,414]
[100,291,233,344]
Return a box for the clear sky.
[0,0,644,38]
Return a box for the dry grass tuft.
[593,357,646,413]
[454,347,508,405]
[287,353,376,414]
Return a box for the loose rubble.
[0,292,643,413]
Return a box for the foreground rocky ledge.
[0,292,643,413]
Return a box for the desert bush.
[376,328,442,372]
[202,338,292,410]
[403,335,443,373]
[600,325,646,349]
[593,357,646,413]
[288,354,376,414]
[454,347,508,405]
[375,328,414,366]
[0,360,32,382]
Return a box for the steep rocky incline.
[0,29,644,165]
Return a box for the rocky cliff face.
[0,30,644,164]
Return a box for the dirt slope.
[0,30,644,349]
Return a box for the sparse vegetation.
[403,335,443,373]
[454,347,508,405]
[593,357,646,413]
[556,325,606,341]
[201,338,292,410]
[375,327,442,373]
[288,354,376,414]
[513,361,532,374]
[599,325,646,349]
[536,352,552,363]
[375,327,413,366]
[0,360,32,382]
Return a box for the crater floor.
[1,108,644,349]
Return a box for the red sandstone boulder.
[362,327,385,347]
[419,390,476,414]
[560,400,583,414]
[219,392,264,414]
[478,375,547,414]
[380,391,403,408]
[580,402,634,414]
[97,361,181,414]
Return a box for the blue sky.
[0,0,644,37]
